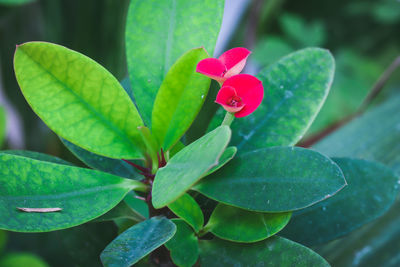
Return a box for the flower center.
[227,95,243,107]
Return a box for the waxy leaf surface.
[100,217,176,267]
[14,42,144,159]
[152,126,231,208]
[207,204,291,243]
[168,193,204,233]
[94,200,145,223]
[204,146,237,177]
[199,236,330,266]
[0,0,34,5]
[0,154,144,232]
[165,219,199,267]
[0,253,49,267]
[194,146,346,212]
[125,0,224,125]
[124,191,149,218]
[152,48,210,150]
[281,157,399,246]
[61,138,141,180]
[1,150,72,166]
[311,93,400,266]
[210,48,334,152]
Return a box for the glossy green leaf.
[210,48,334,153]
[185,80,220,143]
[0,107,5,146]
[14,42,144,159]
[199,236,330,266]
[152,126,231,209]
[124,191,149,218]
[125,0,224,125]
[94,200,145,223]
[194,146,346,212]
[307,49,383,135]
[0,153,146,232]
[207,204,291,243]
[0,253,49,267]
[204,146,237,177]
[1,150,72,165]
[165,219,199,267]
[168,193,204,233]
[281,157,399,246]
[314,93,400,171]
[0,0,34,5]
[152,48,210,151]
[100,217,176,267]
[61,138,141,179]
[170,141,185,157]
[312,93,400,266]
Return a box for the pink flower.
[215,74,264,118]
[196,47,251,83]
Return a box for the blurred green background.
[0,0,399,266]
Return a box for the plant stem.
[359,55,400,112]
[198,223,213,237]
[299,54,400,147]
[221,112,235,127]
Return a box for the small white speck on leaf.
[17,207,62,213]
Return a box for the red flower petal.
[221,74,264,118]
[215,85,245,113]
[196,58,227,83]
[218,47,251,78]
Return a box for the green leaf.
[152,126,231,209]
[194,146,346,212]
[168,193,204,233]
[125,0,225,125]
[100,217,176,267]
[0,153,146,232]
[307,49,383,135]
[137,126,159,170]
[124,191,149,218]
[14,42,144,159]
[312,93,400,266]
[165,219,199,267]
[314,93,400,173]
[0,253,49,267]
[199,236,330,266]
[93,200,145,223]
[210,48,335,153]
[0,0,34,5]
[185,80,220,143]
[206,203,291,243]
[280,157,399,246]
[170,141,185,157]
[204,146,237,177]
[61,138,141,179]
[0,107,5,146]
[152,48,210,151]
[1,150,72,166]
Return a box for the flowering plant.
[0,0,398,266]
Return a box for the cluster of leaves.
[0,0,399,266]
